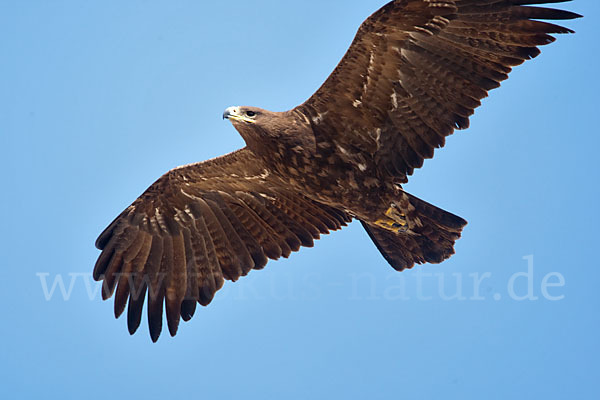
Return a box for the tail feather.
[362,192,467,271]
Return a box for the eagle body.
[229,107,391,221]
[93,0,580,341]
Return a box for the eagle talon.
[385,204,405,220]
[374,218,407,233]
[374,205,408,233]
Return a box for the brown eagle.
[94,0,580,341]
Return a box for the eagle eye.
[245,110,257,117]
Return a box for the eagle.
[93,0,580,341]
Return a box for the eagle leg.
[374,203,408,233]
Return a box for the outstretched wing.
[94,148,351,341]
[295,0,580,182]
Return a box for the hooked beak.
[223,106,255,123]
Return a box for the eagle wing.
[94,148,351,341]
[295,0,580,182]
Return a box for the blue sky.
[1,1,597,399]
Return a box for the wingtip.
[95,219,119,250]
[180,299,197,322]
[168,323,179,338]
[149,323,162,342]
[128,322,139,336]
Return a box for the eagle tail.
[361,193,467,271]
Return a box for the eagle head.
[223,106,310,156]
[222,106,264,125]
[222,106,282,146]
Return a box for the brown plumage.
[94,0,580,341]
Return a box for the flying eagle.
[93,0,580,341]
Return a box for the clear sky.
[1,1,597,399]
